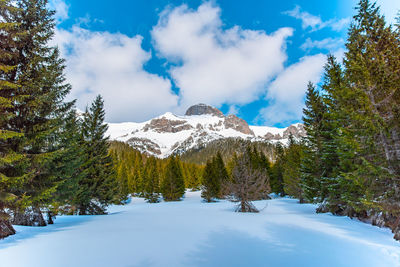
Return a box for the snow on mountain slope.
[106,104,305,158]
[250,125,286,137]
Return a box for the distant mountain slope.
[107,104,305,158]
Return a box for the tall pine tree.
[300,82,327,202]
[0,0,26,237]
[1,0,75,226]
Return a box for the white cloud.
[301,37,344,51]
[284,5,350,32]
[284,6,322,31]
[260,54,326,125]
[330,17,351,31]
[48,0,69,23]
[376,0,400,25]
[50,0,336,126]
[53,26,178,122]
[152,2,293,110]
[228,105,239,115]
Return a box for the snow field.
[1,191,399,267]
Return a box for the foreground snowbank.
[0,191,399,267]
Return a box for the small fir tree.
[143,157,160,203]
[161,156,185,201]
[201,160,220,202]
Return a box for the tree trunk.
[47,211,55,224]
[237,200,259,213]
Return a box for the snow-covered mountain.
[107,104,306,158]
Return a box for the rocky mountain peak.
[185,103,224,117]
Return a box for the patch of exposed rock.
[185,103,224,117]
[263,124,306,140]
[282,124,306,139]
[224,114,254,136]
[263,132,282,140]
[126,137,162,155]
[143,117,193,133]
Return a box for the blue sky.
[50,0,400,127]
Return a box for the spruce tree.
[75,95,119,215]
[282,135,304,202]
[0,0,25,237]
[143,157,160,203]
[201,152,229,202]
[161,156,185,201]
[300,82,327,202]
[343,0,400,216]
[270,143,285,196]
[130,151,143,194]
[213,152,229,198]
[201,160,220,202]
[50,109,85,217]
[317,56,346,213]
[185,163,201,191]
[1,0,75,226]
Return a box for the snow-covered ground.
[1,191,399,267]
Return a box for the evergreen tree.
[317,56,346,212]
[114,149,130,199]
[0,0,25,237]
[201,160,220,202]
[226,152,238,178]
[213,152,229,198]
[161,156,185,201]
[143,157,160,203]
[130,151,143,194]
[50,110,85,217]
[185,163,201,191]
[300,82,327,202]
[75,95,119,215]
[201,152,229,202]
[342,0,400,217]
[270,143,285,196]
[2,0,75,226]
[282,135,304,202]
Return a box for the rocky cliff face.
[224,114,254,135]
[107,104,306,158]
[143,117,193,133]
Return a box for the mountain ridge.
[107,104,306,158]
